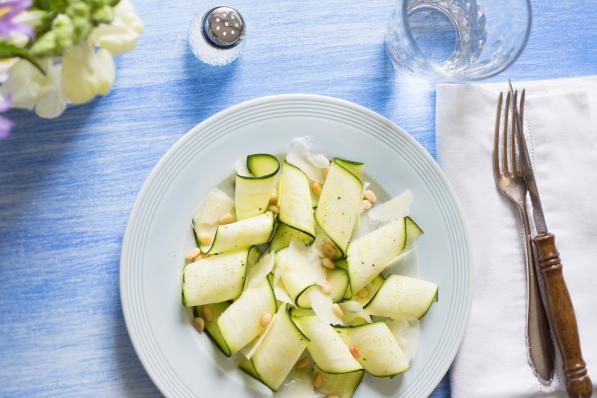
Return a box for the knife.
[510,87,556,385]
[510,84,593,398]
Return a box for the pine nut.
[269,189,278,205]
[364,190,377,203]
[260,312,272,327]
[362,199,373,210]
[295,357,310,369]
[322,257,336,270]
[349,345,361,358]
[313,371,323,389]
[320,282,331,294]
[322,242,336,257]
[218,213,234,225]
[323,167,329,179]
[311,181,322,196]
[193,317,205,332]
[198,232,213,246]
[185,247,201,261]
[202,306,213,322]
[332,303,343,318]
[268,204,279,214]
[357,288,369,298]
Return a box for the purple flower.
[0,0,33,39]
[0,94,13,138]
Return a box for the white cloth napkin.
[436,77,597,398]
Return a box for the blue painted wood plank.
[0,0,595,396]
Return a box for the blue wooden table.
[1,1,596,397]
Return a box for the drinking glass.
[385,0,532,81]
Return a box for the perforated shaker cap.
[202,6,245,49]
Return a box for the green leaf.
[0,42,45,75]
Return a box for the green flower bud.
[92,4,114,24]
[30,31,57,57]
[52,13,73,29]
[87,0,104,7]
[35,9,59,34]
[66,2,90,19]
[72,16,92,40]
[23,10,48,29]
[53,14,74,49]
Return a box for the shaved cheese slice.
[386,319,421,360]
[310,289,343,325]
[303,244,327,287]
[240,312,279,359]
[235,158,252,177]
[339,300,372,324]
[286,137,330,183]
[388,246,419,278]
[272,250,294,304]
[273,248,287,271]
[192,189,235,242]
[386,246,416,269]
[362,181,371,198]
[274,272,294,305]
[246,251,274,288]
[368,190,413,224]
[274,282,294,305]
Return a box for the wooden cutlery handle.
[534,233,592,398]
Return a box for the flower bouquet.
[0,0,143,137]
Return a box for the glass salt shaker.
[188,6,246,66]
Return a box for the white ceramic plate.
[121,94,472,398]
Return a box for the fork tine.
[493,92,504,179]
[510,84,527,177]
[510,89,518,176]
[520,89,526,133]
[502,91,511,174]
[515,89,531,175]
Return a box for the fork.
[493,90,555,383]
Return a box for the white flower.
[35,60,67,118]
[0,58,18,83]
[0,58,67,118]
[10,10,42,46]
[62,41,115,105]
[0,10,39,83]
[88,0,143,55]
[0,1,142,119]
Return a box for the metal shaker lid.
[202,6,245,49]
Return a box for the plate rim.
[120,93,473,398]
